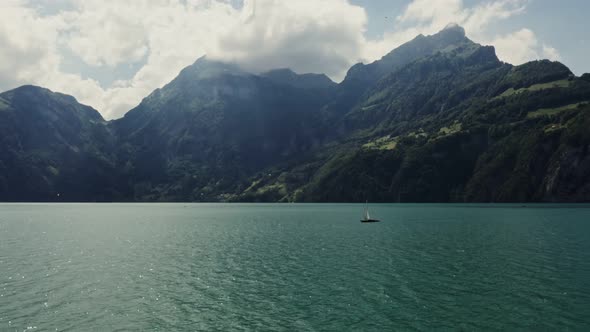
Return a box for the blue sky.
[0,0,588,119]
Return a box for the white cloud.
[66,6,149,67]
[394,0,527,37]
[0,1,106,115]
[0,0,562,119]
[396,0,466,26]
[490,28,539,64]
[1,0,367,119]
[542,44,561,61]
[490,29,562,65]
[211,0,367,80]
[0,2,62,90]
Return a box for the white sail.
[363,201,370,220]
[361,200,379,222]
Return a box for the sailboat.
[361,200,380,223]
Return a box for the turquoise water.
[1,203,589,331]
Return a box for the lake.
[1,203,589,330]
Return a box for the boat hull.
[360,219,380,223]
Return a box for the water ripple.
[0,203,589,330]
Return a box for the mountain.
[324,24,478,121]
[1,25,589,202]
[344,24,472,87]
[0,86,120,201]
[261,68,336,90]
[112,57,336,201]
[289,59,590,203]
[230,30,590,202]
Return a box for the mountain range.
[1,25,589,202]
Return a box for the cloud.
[210,0,367,81]
[394,0,527,37]
[0,1,106,116]
[0,0,244,118]
[66,5,149,67]
[0,2,62,90]
[542,44,561,61]
[491,28,538,64]
[0,0,563,119]
[490,29,562,65]
[1,0,368,119]
[396,0,466,26]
